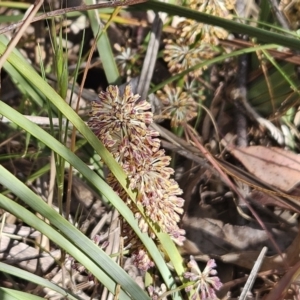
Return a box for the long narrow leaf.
[0,169,146,300]
[0,288,44,300]
[0,41,179,292]
[0,258,79,299]
[0,35,45,107]
[85,0,120,84]
[150,44,279,94]
[0,99,176,294]
[146,0,300,50]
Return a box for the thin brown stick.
[0,0,44,69]
[0,0,148,35]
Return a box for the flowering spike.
[88,85,185,269]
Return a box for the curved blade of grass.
[0,113,149,299]
[0,42,184,294]
[0,99,177,295]
[0,288,44,300]
[146,0,300,50]
[0,35,44,107]
[0,170,146,300]
[85,0,120,85]
[0,261,80,300]
[0,2,31,9]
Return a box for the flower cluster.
[156,84,200,127]
[88,85,185,270]
[184,256,222,300]
[163,39,217,77]
[182,0,235,45]
[163,0,235,76]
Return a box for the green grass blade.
[0,170,147,300]
[0,262,80,300]
[0,2,30,9]
[85,0,120,84]
[258,0,271,25]
[0,99,175,295]
[146,0,300,50]
[0,288,44,300]
[150,43,279,94]
[0,40,182,295]
[0,35,45,107]
[248,62,300,115]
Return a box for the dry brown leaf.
[184,227,300,272]
[230,146,300,192]
[182,216,296,256]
